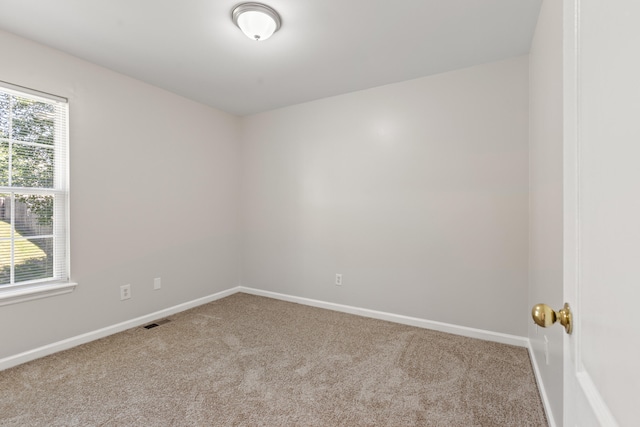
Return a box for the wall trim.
[238,287,528,347]
[528,341,558,427]
[0,286,241,371]
[577,370,620,427]
[2,285,530,372]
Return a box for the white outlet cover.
[120,284,131,300]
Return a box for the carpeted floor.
[0,293,547,426]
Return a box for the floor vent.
[143,319,171,329]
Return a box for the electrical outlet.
[544,335,550,365]
[153,277,161,290]
[335,273,342,286]
[120,284,131,300]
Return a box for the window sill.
[0,282,78,307]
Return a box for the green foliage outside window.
[1,93,54,227]
[1,92,58,284]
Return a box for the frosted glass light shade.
[232,3,281,41]
[237,10,276,41]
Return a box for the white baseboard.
[238,287,528,348]
[527,341,558,427]
[2,285,529,372]
[0,286,241,371]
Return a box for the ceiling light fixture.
[232,2,281,42]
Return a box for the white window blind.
[0,81,69,289]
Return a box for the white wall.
[240,57,530,336]
[528,0,564,424]
[0,30,240,359]
[0,27,536,365]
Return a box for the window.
[0,81,74,305]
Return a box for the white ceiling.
[0,0,542,116]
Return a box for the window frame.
[0,81,76,306]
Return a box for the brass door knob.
[531,303,573,334]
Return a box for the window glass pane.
[0,141,7,186]
[14,237,53,282]
[11,143,54,188]
[0,240,10,285]
[14,194,53,237]
[10,96,55,145]
[0,93,9,139]
[0,84,67,288]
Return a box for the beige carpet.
[0,293,547,426]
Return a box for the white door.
[563,0,640,425]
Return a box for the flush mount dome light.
[232,2,281,41]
